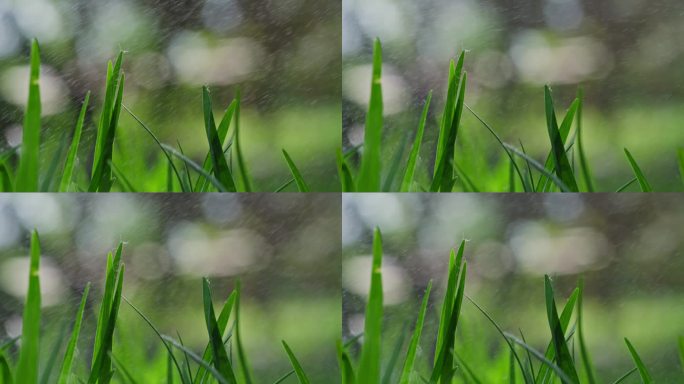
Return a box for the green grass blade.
[109,161,137,192]
[89,263,124,384]
[401,91,432,192]
[16,39,41,192]
[0,163,14,192]
[575,88,594,191]
[194,290,237,384]
[202,87,236,191]
[196,100,236,191]
[678,336,684,372]
[577,279,596,384]
[336,149,355,192]
[544,276,579,384]
[505,333,575,384]
[16,230,41,384]
[161,335,229,384]
[543,87,579,192]
[536,288,579,384]
[434,242,464,359]
[382,322,408,384]
[623,148,652,192]
[109,354,138,384]
[234,281,253,384]
[93,53,123,167]
[399,281,432,384]
[358,227,384,383]
[624,338,653,383]
[615,178,637,192]
[357,38,384,191]
[336,340,355,384]
[281,341,311,384]
[382,130,410,192]
[502,142,570,191]
[58,283,91,384]
[232,89,252,191]
[536,98,579,191]
[59,92,90,191]
[159,143,227,192]
[434,54,464,174]
[202,279,238,384]
[0,351,12,384]
[281,149,310,192]
[610,368,637,384]
[93,244,122,358]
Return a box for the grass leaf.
[59,92,90,192]
[399,281,432,384]
[58,283,91,384]
[281,341,311,384]
[575,88,594,191]
[202,87,236,191]
[281,149,310,192]
[577,279,596,384]
[624,338,653,383]
[16,39,41,192]
[202,278,238,384]
[543,86,579,192]
[233,89,252,191]
[234,281,253,384]
[623,148,652,192]
[16,230,42,384]
[357,39,384,191]
[544,276,579,384]
[401,91,432,192]
[358,227,384,383]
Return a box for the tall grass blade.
[536,98,579,191]
[401,92,432,192]
[431,71,466,192]
[59,92,90,191]
[543,87,578,192]
[161,335,229,384]
[159,143,227,192]
[234,281,253,384]
[383,130,410,191]
[16,39,41,192]
[434,54,463,175]
[382,322,408,384]
[544,276,579,383]
[623,148,652,192]
[357,39,383,191]
[194,290,237,384]
[281,341,310,384]
[0,164,14,192]
[232,89,252,191]
[575,88,594,191]
[577,279,596,384]
[535,288,579,383]
[336,340,355,384]
[281,149,310,192]
[89,264,124,384]
[202,279,237,384]
[58,283,91,384]
[358,227,384,383]
[0,351,12,384]
[434,243,464,359]
[202,87,236,191]
[505,333,575,384]
[16,230,41,384]
[399,281,432,384]
[624,338,653,383]
[90,70,125,192]
[336,149,355,192]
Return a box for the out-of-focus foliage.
[343,194,684,382]
[343,0,684,190]
[0,194,341,382]
[0,0,341,191]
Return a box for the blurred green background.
[0,0,341,191]
[343,0,684,191]
[343,194,684,382]
[0,194,341,382]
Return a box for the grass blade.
[161,335,229,384]
[233,89,252,191]
[434,242,464,360]
[575,88,594,191]
[544,276,579,384]
[431,69,466,192]
[336,149,355,192]
[537,98,579,191]
[401,91,432,192]
[281,149,310,192]
[16,230,42,384]
[535,287,579,383]
[59,92,90,192]
[399,281,432,384]
[202,87,236,191]
[610,368,637,384]
[624,338,653,383]
[615,177,637,192]
[336,340,355,384]
[0,351,12,384]
[505,333,575,384]
[194,290,237,384]
[357,39,384,191]
[543,86,578,192]
[281,341,311,384]
[16,39,41,192]
[678,336,684,372]
[159,143,227,192]
[358,227,384,383]
[623,148,652,192]
[58,283,91,384]
[577,279,596,384]
[202,278,238,384]
[233,280,253,384]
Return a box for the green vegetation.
[340,39,682,192]
[340,227,682,383]
[0,231,311,384]
[0,40,311,192]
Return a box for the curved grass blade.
[281,149,310,192]
[399,281,432,384]
[504,333,575,384]
[357,39,383,191]
[502,143,570,192]
[358,227,384,383]
[274,178,295,192]
[543,87,578,192]
[202,279,237,384]
[544,276,579,384]
[401,92,432,192]
[234,280,253,384]
[233,89,252,191]
[161,335,229,384]
[623,148,652,192]
[272,371,295,384]
[58,283,91,384]
[16,39,41,192]
[159,143,227,192]
[624,338,653,383]
[281,341,310,384]
[575,88,594,191]
[59,92,90,191]
[16,230,41,384]
[336,340,355,384]
[577,279,596,384]
[610,368,637,384]
[202,87,236,191]
[615,178,637,192]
